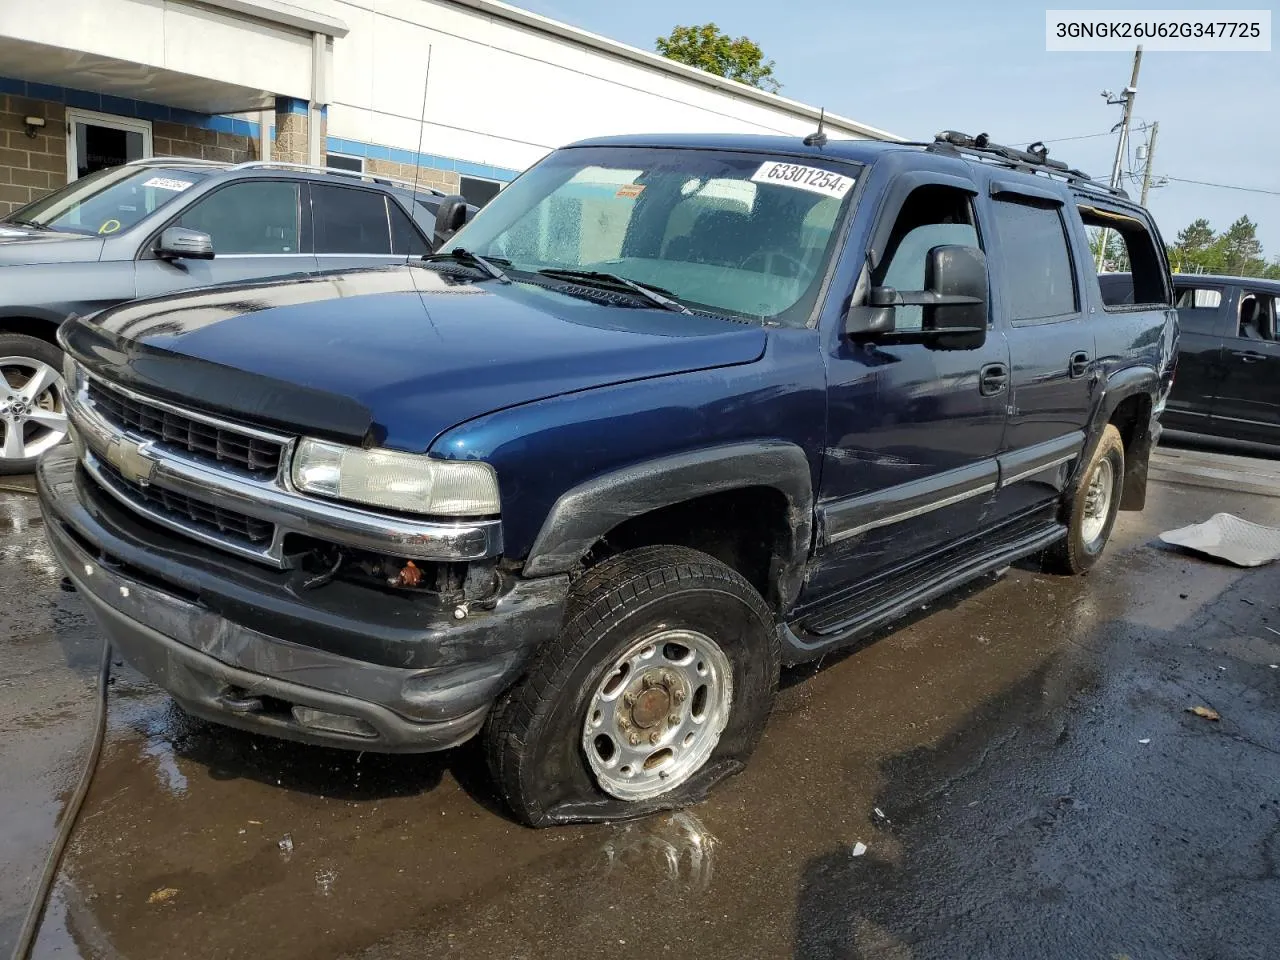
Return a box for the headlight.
[291,439,500,517]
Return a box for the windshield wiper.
[2,216,42,228]
[535,269,691,314]
[420,248,511,283]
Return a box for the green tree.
[655,23,780,92]
[1089,228,1128,272]
[1220,215,1264,275]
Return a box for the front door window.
[66,109,153,181]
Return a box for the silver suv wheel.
[1,355,68,464]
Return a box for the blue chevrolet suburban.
[37,131,1178,826]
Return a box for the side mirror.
[432,195,471,250]
[846,244,989,350]
[156,226,214,260]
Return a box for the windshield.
[5,165,210,236]
[441,146,860,324]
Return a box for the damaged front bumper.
[38,447,568,752]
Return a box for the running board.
[780,521,1067,661]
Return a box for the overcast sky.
[517,0,1279,256]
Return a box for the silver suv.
[0,158,472,473]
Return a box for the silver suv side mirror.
[156,226,214,260]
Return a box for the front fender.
[523,441,814,605]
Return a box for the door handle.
[1069,351,1092,379]
[1231,349,1265,363]
[979,362,1008,397]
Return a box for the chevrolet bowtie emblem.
[107,438,156,486]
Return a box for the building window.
[460,176,502,207]
[66,108,153,181]
[326,154,364,173]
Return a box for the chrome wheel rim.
[1081,458,1114,546]
[0,357,68,463]
[582,629,733,801]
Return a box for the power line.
[1008,131,1114,145]
[1160,176,1280,197]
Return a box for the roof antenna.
[804,108,828,147]
[410,44,433,217]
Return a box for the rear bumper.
[38,447,569,752]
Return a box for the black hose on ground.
[10,640,112,960]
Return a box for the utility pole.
[1096,45,1143,272]
[1139,120,1160,207]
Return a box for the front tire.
[484,546,779,827]
[1046,424,1125,575]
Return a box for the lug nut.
[672,689,685,704]
[649,731,661,745]
[668,714,680,725]
[623,692,636,707]
[618,717,631,731]
[642,675,655,690]
[629,733,642,746]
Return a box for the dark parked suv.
[1103,272,1280,450]
[0,158,472,473]
[39,131,1177,825]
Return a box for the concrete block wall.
[153,121,256,164]
[364,157,460,195]
[0,95,68,213]
[0,94,257,216]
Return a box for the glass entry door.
[65,108,153,181]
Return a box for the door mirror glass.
[432,195,471,250]
[156,226,214,260]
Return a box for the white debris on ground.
[1159,513,1280,567]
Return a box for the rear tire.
[1046,424,1124,575]
[0,334,69,476]
[484,545,779,827]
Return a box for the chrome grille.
[95,459,275,546]
[87,379,283,477]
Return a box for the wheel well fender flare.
[522,441,814,598]
[1085,365,1159,510]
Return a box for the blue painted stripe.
[0,75,261,138]
[325,135,519,182]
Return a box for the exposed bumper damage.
[38,447,568,753]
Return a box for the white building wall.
[310,0,898,178]
[0,0,316,105]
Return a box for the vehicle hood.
[63,265,768,450]
[0,224,105,265]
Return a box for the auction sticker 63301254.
[749,161,855,199]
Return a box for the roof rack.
[926,131,1130,201]
[229,161,445,197]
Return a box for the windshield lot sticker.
[750,162,854,199]
[615,184,645,199]
[142,177,195,192]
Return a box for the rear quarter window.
[1077,204,1171,309]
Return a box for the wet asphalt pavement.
[2,465,1279,959]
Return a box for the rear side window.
[388,200,429,255]
[990,198,1077,321]
[312,185,391,254]
[1078,205,1171,308]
